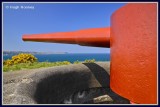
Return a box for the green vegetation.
[84,59,95,63]
[3,61,71,72]
[73,60,81,64]
[3,53,96,72]
[73,59,95,64]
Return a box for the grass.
[3,59,96,72]
[3,61,71,72]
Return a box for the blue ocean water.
[3,53,110,63]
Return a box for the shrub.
[3,59,13,66]
[73,60,80,64]
[3,53,38,66]
[61,61,71,65]
[84,59,95,63]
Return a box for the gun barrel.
[22,27,110,48]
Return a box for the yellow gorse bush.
[3,53,38,66]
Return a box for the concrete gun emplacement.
[22,3,157,104]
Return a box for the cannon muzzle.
[22,27,110,48]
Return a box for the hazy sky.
[3,2,126,53]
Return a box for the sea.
[3,53,110,63]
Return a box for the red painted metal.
[110,3,157,104]
[22,3,157,104]
[23,28,110,48]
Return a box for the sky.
[3,2,126,53]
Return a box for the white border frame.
[1,2,159,105]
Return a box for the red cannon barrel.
[22,27,110,48]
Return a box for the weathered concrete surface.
[3,62,129,104]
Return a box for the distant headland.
[3,51,68,56]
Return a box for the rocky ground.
[3,62,130,104]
